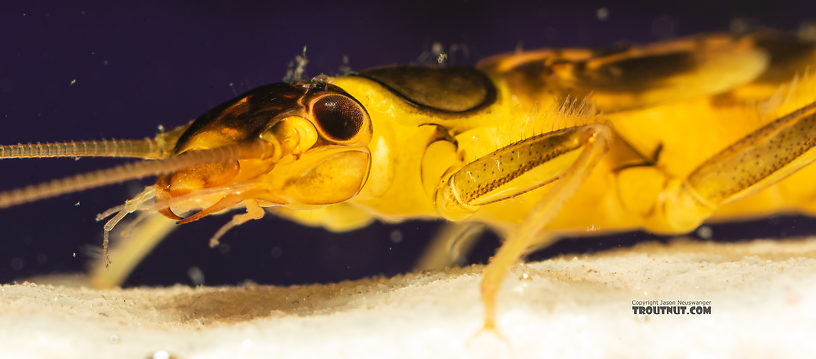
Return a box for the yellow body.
[274,33,816,239]
[2,31,816,332]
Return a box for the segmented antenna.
[0,140,277,209]
[0,139,164,160]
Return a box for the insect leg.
[434,124,612,330]
[641,100,816,233]
[208,199,266,248]
[87,198,266,288]
[101,186,158,266]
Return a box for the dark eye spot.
[312,95,365,141]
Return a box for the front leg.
[432,124,612,330]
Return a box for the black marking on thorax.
[356,66,497,113]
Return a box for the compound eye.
[311,94,366,141]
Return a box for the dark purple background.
[2,0,816,286]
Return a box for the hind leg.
[617,100,816,237]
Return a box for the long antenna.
[0,140,277,209]
[0,139,166,160]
